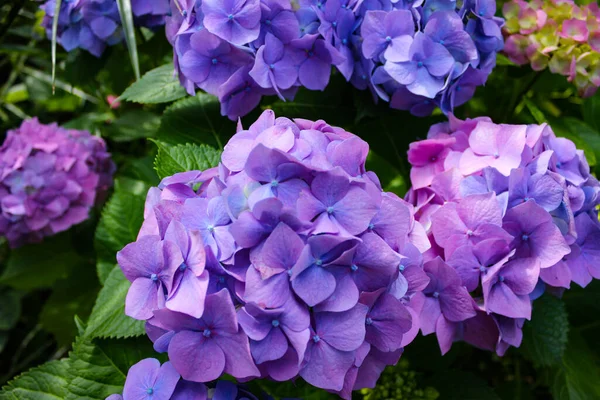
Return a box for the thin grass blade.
[51,0,62,94]
[116,0,140,80]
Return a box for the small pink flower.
[560,19,589,42]
[106,95,121,109]
[504,35,531,65]
[535,10,547,29]
[518,8,540,34]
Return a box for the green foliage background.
[0,1,599,399]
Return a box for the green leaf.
[366,150,407,197]
[118,64,187,104]
[62,112,112,133]
[495,54,517,67]
[104,110,160,142]
[120,156,160,186]
[66,336,159,400]
[582,93,600,132]
[0,359,72,400]
[551,333,600,400]
[115,0,140,80]
[40,266,99,347]
[0,234,83,290]
[0,289,21,331]
[156,93,233,148]
[84,266,144,339]
[153,141,221,180]
[95,186,148,284]
[521,294,569,367]
[0,335,159,400]
[523,98,546,125]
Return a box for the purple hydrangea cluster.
[405,115,600,355]
[117,110,430,398]
[41,0,170,57]
[0,119,115,248]
[355,0,504,115]
[105,358,266,400]
[167,0,503,119]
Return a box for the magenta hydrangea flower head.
[167,0,504,119]
[117,110,429,398]
[406,116,600,356]
[503,0,600,97]
[105,358,267,400]
[40,0,170,57]
[0,118,115,248]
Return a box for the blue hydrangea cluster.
[105,358,269,400]
[40,0,170,57]
[167,0,503,119]
[117,110,430,398]
[0,119,115,248]
[406,116,600,355]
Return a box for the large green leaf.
[0,359,72,400]
[118,63,187,104]
[103,110,160,142]
[66,336,160,400]
[40,266,99,347]
[0,234,83,290]
[153,141,221,179]
[521,294,569,368]
[95,185,148,284]
[551,333,600,400]
[84,266,144,340]
[0,336,159,400]
[156,93,233,148]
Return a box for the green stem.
[502,71,541,123]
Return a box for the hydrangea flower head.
[168,0,504,119]
[117,110,429,398]
[105,358,266,400]
[41,0,170,57]
[406,116,600,356]
[0,118,115,248]
[503,0,600,97]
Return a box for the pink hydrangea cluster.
[503,0,600,97]
[117,110,430,398]
[0,119,115,248]
[405,115,600,356]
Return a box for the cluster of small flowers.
[503,0,600,97]
[0,119,115,248]
[40,0,170,57]
[355,0,504,116]
[117,110,430,398]
[405,116,600,355]
[105,358,268,400]
[167,0,504,120]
